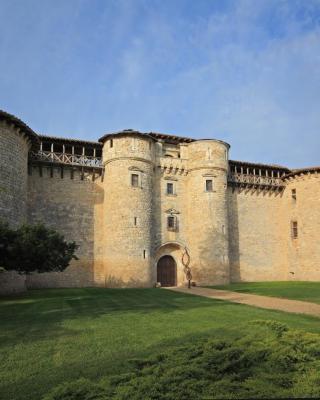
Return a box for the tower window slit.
[131,173,139,187]
[291,221,298,239]
[205,179,213,192]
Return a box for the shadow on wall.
[26,168,105,290]
[196,224,230,285]
[228,189,240,282]
[104,275,151,288]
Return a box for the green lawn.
[1,288,320,400]
[208,281,320,304]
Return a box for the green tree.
[0,221,78,274]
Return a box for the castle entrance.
[157,255,177,287]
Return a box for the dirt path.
[166,286,320,318]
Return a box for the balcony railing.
[228,172,284,188]
[29,150,103,168]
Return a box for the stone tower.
[100,131,155,287]
[186,139,230,285]
[0,111,38,227]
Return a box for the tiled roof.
[38,134,102,147]
[0,110,39,144]
[230,159,290,172]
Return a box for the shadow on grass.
[0,288,228,347]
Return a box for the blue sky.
[1,0,319,167]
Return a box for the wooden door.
[157,256,177,287]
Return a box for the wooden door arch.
[157,255,177,287]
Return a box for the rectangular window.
[205,179,213,192]
[143,250,146,259]
[134,217,137,226]
[292,189,297,200]
[110,139,113,148]
[131,173,139,187]
[167,182,174,195]
[167,216,176,231]
[291,221,298,239]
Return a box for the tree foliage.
[0,220,78,274]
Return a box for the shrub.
[42,378,109,400]
[0,220,78,274]
[44,322,320,400]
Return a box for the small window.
[110,139,113,148]
[291,221,298,239]
[167,216,177,231]
[167,182,174,195]
[143,250,146,259]
[292,189,296,201]
[131,173,139,187]
[222,225,225,234]
[134,217,137,226]
[205,179,213,192]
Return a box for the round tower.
[99,130,155,287]
[186,139,230,285]
[0,110,38,227]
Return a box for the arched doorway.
[157,255,177,287]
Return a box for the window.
[134,217,137,226]
[205,179,213,192]
[222,225,225,234]
[167,216,177,231]
[167,182,174,195]
[292,189,297,201]
[143,250,146,259]
[291,221,298,239]
[110,139,113,148]
[131,173,139,187]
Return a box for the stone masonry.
[0,110,319,293]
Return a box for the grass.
[1,287,320,400]
[208,281,320,304]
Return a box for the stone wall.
[228,187,287,282]
[26,165,104,288]
[102,134,154,287]
[283,173,320,281]
[0,271,26,295]
[0,121,30,226]
[186,140,230,285]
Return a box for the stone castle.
[0,110,319,293]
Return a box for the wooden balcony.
[29,150,103,168]
[228,172,285,189]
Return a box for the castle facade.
[0,110,319,293]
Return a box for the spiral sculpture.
[182,247,192,288]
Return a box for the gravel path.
[166,286,320,318]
